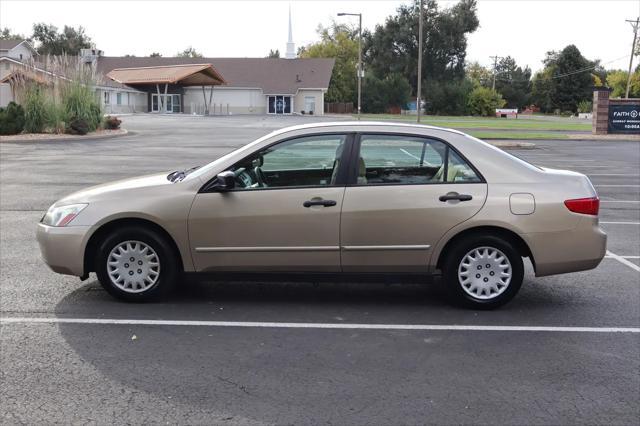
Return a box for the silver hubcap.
[107,240,160,293]
[458,246,512,300]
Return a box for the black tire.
[95,226,178,302]
[442,234,524,310]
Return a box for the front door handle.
[439,192,473,202]
[303,199,337,208]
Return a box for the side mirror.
[214,171,236,191]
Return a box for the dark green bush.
[67,118,89,135]
[0,102,26,135]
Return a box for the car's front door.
[189,133,351,272]
[340,133,488,273]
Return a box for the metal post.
[625,17,639,99]
[338,12,363,119]
[417,0,423,123]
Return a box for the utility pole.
[417,0,424,123]
[490,55,503,91]
[625,17,639,99]
[337,12,362,119]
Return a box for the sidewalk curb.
[0,129,129,143]
[485,140,536,149]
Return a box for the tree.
[467,87,506,116]
[31,23,93,55]
[176,46,203,58]
[266,49,280,58]
[149,52,162,57]
[299,21,359,103]
[531,45,596,113]
[531,67,555,113]
[466,61,492,88]
[494,56,532,109]
[363,0,479,95]
[361,73,412,113]
[0,27,25,40]
[605,70,640,98]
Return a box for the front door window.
[151,94,181,113]
[268,95,292,114]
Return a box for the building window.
[104,92,110,105]
[4,63,9,70]
[116,93,122,105]
[19,54,23,60]
[304,96,316,114]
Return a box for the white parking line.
[600,222,640,225]
[0,317,638,333]
[595,185,640,187]
[606,250,640,272]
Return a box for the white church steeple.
[285,5,296,59]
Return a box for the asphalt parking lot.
[1,114,639,425]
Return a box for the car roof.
[270,121,466,137]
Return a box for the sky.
[1,0,639,73]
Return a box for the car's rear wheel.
[95,227,178,301]
[442,235,524,309]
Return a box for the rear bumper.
[525,218,607,277]
[36,223,90,277]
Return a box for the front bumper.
[36,223,91,277]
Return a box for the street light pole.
[416,0,423,123]
[338,12,362,120]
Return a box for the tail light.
[564,197,600,216]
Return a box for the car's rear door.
[189,133,351,272]
[340,133,488,273]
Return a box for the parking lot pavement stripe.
[595,185,640,187]
[606,250,640,272]
[1,317,639,333]
[600,221,640,225]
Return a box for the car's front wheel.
[442,235,524,309]
[95,227,178,301]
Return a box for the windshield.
[182,132,278,182]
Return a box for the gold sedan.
[37,122,606,309]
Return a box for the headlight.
[41,204,88,227]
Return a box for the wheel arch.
[435,225,535,272]
[84,217,184,275]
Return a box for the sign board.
[608,104,640,134]
[495,108,518,118]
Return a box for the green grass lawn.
[355,114,590,132]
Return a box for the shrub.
[61,80,102,133]
[67,118,89,135]
[425,79,474,115]
[104,115,121,129]
[23,86,50,133]
[0,102,26,135]
[362,73,412,113]
[467,87,506,116]
[577,100,592,114]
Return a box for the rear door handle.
[303,199,337,208]
[439,192,473,202]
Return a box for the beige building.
[0,19,335,116]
